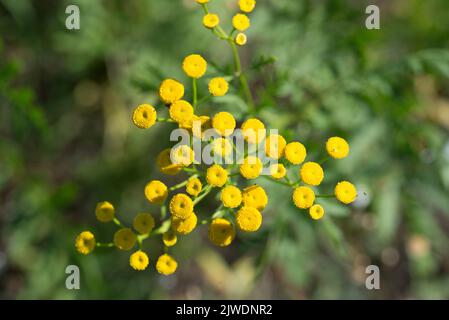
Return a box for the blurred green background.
[1,0,449,299]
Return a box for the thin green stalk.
[157,117,176,123]
[113,218,125,228]
[261,175,293,187]
[192,78,198,107]
[193,185,212,205]
[316,194,335,198]
[229,40,255,112]
[96,242,114,248]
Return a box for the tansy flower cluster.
[75,0,357,277]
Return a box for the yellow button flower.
[232,13,250,31]
[206,164,228,187]
[208,218,235,247]
[169,193,194,219]
[195,0,209,3]
[169,100,194,123]
[183,54,207,79]
[326,137,350,159]
[211,137,233,157]
[172,212,198,235]
[239,156,263,179]
[170,145,195,166]
[235,33,247,46]
[242,185,268,211]
[269,163,286,179]
[239,0,256,13]
[236,206,262,232]
[208,77,229,97]
[335,181,357,204]
[129,250,149,271]
[285,142,307,165]
[162,231,177,247]
[220,185,242,208]
[203,13,219,29]
[265,133,287,159]
[132,104,157,129]
[159,79,184,104]
[144,180,168,204]
[300,162,324,186]
[95,201,115,223]
[75,231,96,255]
[113,228,137,251]
[212,111,236,136]
[133,213,155,234]
[292,186,315,209]
[186,177,202,197]
[241,118,265,144]
[309,204,325,220]
[157,149,183,175]
[156,254,178,276]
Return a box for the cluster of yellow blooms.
[75,0,357,276]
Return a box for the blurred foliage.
[1,0,448,299]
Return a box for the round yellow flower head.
[241,118,265,144]
[208,218,235,247]
[265,133,287,159]
[239,156,263,179]
[157,149,183,175]
[186,177,202,197]
[183,54,207,79]
[235,33,247,46]
[292,186,315,209]
[162,231,178,247]
[285,142,307,165]
[212,137,233,157]
[169,100,194,123]
[335,181,357,204]
[239,0,256,13]
[129,250,149,271]
[203,13,219,29]
[269,163,286,179]
[113,228,137,251]
[236,206,262,232]
[208,77,229,97]
[309,204,325,220]
[159,79,184,104]
[132,104,157,129]
[144,180,168,204]
[195,0,209,3]
[95,201,115,223]
[300,162,324,186]
[169,193,194,219]
[156,254,178,276]
[326,137,350,159]
[172,212,198,235]
[75,231,96,255]
[133,213,155,234]
[220,185,242,208]
[170,145,195,166]
[232,13,250,31]
[242,185,268,211]
[212,111,236,136]
[206,164,228,187]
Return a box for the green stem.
[192,78,198,108]
[229,40,255,113]
[113,218,125,228]
[193,185,212,205]
[319,156,330,165]
[157,117,175,123]
[96,242,114,248]
[261,175,293,187]
[316,194,335,198]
